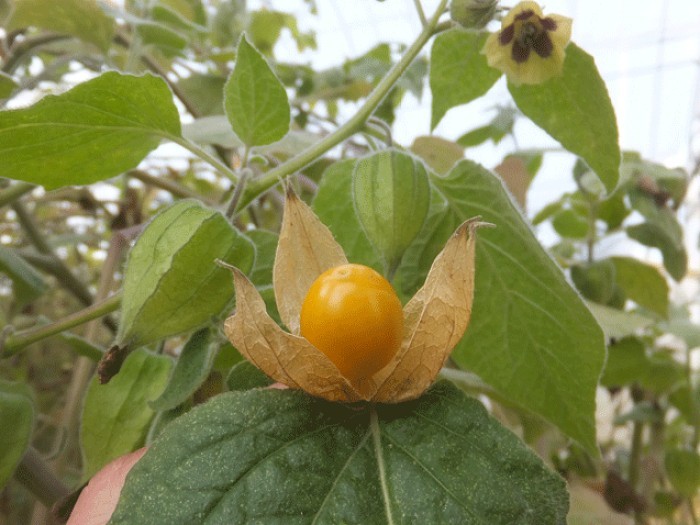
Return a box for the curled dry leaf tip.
[224,189,488,403]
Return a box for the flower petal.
[224,266,363,402]
[273,187,348,335]
[372,218,486,403]
[502,1,543,27]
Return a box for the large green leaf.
[81,349,172,479]
[432,161,605,454]
[509,44,620,193]
[0,380,34,488]
[7,0,114,51]
[0,72,181,189]
[352,150,430,274]
[430,29,501,129]
[224,35,290,146]
[118,200,254,348]
[109,381,568,524]
[312,160,381,271]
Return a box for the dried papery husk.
[224,266,364,402]
[371,218,487,403]
[273,188,347,334]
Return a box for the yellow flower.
[482,1,572,85]
[222,188,486,404]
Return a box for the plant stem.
[171,136,239,184]
[1,33,68,74]
[3,293,122,356]
[234,0,450,213]
[12,201,97,308]
[0,181,35,209]
[14,448,70,507]
[413,0,428,26]
[128,169,217,206]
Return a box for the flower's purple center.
[499,10,558,63]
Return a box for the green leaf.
[352,150,431,274]
[665,449,700,498]
[626,212,687,282]
[611,256,669,318]
[7,0,114,51]
[0,72,17,99]
[150,328,217,412]
[585,302,654,340]
[0,245,47,306]
[410,135,464,174]
[430,29,501,129]
[0,380,34,488]
[81,349,171,479]
[434,160,605,454]
[248,9,315,56]
[136,21,187,56]
[109,381,568,524]
[0,72,181,189]
[570,260,616,304]
[312,160,381,271]
[118,200,255,348]
[60,332,105,361]
[551,208,589,239]
[247,229,277,287]
[226,360,273,391]
[509,44,620,193]
[177,74,226,116]
[600,337,649,388]
[224,35,290,146]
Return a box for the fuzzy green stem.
[234,0,450,213]
[171,136,239,184]
[0,182,35,209]
[3,293,121,356]
[14,448,70,507]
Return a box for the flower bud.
[450,0,498,29]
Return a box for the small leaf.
[150,328,217,412]
[226,360,273,391]
[109,381,568,524]
[611,256,669,318]
[247,229,277,288]
[177,74,226,116]
[570,260,616,304]
[493,155,531,209]
[224,34,290,146]
[586,302,654,340]
[312,160,381,270]
[430,29,501,129]
[0,72,181,189]
[552,208,589,239]
[627,216,687,282]
[0,245,47,306]
[0,380,34,487]
[666,449,700,498]
[7,0,114,51]
[273,189,347,335]
[509,44,620,193]
[434,160,605,455]
[600,338,650,388]
[82,349,171,479]
[410,135,464,175]
[352,150,431,274]
[60,333,105,361]
[118,200,254,348]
